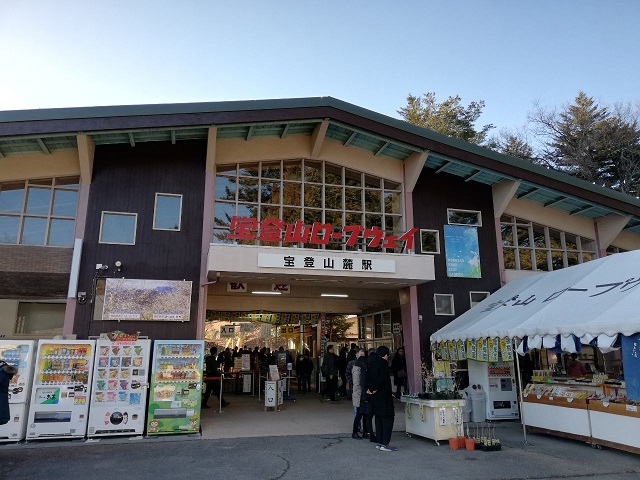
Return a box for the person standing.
[338,346,348,397]
[202,347,229,408]
[0,360,18,426]
[362,348,377,443]
[367,345,397,451]
[321,344,339,403]
[350,349,367,439]
[567,353,587,376]
[390,347,407,399]
[296,353,313,394]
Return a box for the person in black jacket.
[202,347,229,408]
[0,360,18,426]
[390,347,407,399]
[361,348,377,442]
[296,353,313,393]
[320,344,339,402]
[366,345,397,451]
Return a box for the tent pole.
[514,338,528,445]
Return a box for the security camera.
[77,292,87,305]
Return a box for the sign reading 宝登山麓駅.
[257,253,396,273]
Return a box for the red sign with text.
[227,216,417,251]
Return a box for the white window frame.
[447,208,482,226]
[469,291,490,308]
[419,229,440,254]
[99,211,138,245]
[153,193,183,231]
[434,293,455,316]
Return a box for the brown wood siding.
[412,170,501,364]
[73,140,207,339]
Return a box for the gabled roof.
[1,97,639,234]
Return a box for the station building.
[1,97,639,391]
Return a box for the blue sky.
[1,1,639,133]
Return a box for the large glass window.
[214,160,404,251]
[14,302,65,336]
[0,177,79,247]
[153,193,182,231]
[501,215,596,271]
[99,212,137,245]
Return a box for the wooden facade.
[73,140,207,339]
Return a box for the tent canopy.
[431,250,640,344]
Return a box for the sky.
[1,1,639,133]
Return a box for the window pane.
[260,206,280,222]
[154,195,182,230]
[364,190,381,212]
[237,203,258,220]
[385,215,402,232]
[215,176,236,201]
[501,225,514,246]
[25,187,52,215]
[503,247,516,269]
[345,169,361,187]
[213,228,234,244]
[303,208,322,225]
[54,177,80,188]
[100,213,136,244]
[551,251,564,270]
[16,303,64,335]
[535,251,549,271]
[567,251,579,267]
[214,202,235,227]
[548,229,562,249]
[282,182,301,206]
[48,218,75,246]
[304,161,322,183]
[0,182,26,213]
[384,191,401,214]
[364,175,381,188]
[532,225,547,248]
[582,252,594,262]
[217,164,237,175]
[374,313,383,338]
[325,210,343,229]
[345,212,363,227]
[420,230,439,253]
[516,227,530,247]
[29,178,53,186]
[518,249,533,270]
[304,185,322,208]
[260,181,281,204]
[344,188,362,211]
[384,180,401,190]
[238,164,259,177]
[282,161,302,181]
[435,295,453,315]
[565,234,578,251]
[365,214,382,228]
[0,215,20,243]
[325,186,343,210]
[261,161,281,179]
[324,164,342,185]
[448,209,481,225]
[52,189,78,217]
[282,207,301,225]
[21,217,47,245]
[237,178,259,203]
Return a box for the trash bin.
[470,385,487,423]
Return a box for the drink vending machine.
[27,339,96,439]
[146,340,204,435]
[0,340,36,442]
[468,360,519,420]
[87,336,152,438]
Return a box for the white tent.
[431,250,640,348]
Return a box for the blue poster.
[444,225,481,278]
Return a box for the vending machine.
[146,340,204,435]
[87,336,152,438]
[0,340,36,442]
[26,339,96,439]
[468,360,519,420]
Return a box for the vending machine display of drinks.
[0,340,36,442]
[26,339,96,440]
[87,336,151,438]
[146,340,204,435]
[468,359,519,420]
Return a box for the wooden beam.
[206,126,217,174]
[544,196,568,208]
[492,179,521,218]
[517,187,540,199]
[171,130,176,144]
[36,138,50,154]
[464,170,484,182]
[76,133,95,184]
[128,133,135,147]
[344,131,357,147]
[310,119,329,159]
[280,123,290,139]
[569,205,595,216]
[435,161,452,173]
[246,125,254,141]
[403,151,428,193]
[375,142,390,157]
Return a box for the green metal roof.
[1,97,639,235]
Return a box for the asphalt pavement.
[2,419,640,480]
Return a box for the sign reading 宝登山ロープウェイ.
[257,253,396,273]
[444,225,481,278]
[101,278,192,321]
[227,216,418,250]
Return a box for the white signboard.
[264,381,278,407]
[260,324,272,339]
[241,354,251,371]
[269,365,280,381]
[220,325,236,338]
[240,323,253,333]
[227,282,247,293]
[271,284,290,294]
[257,253,396,273]
[243,373,252,392]
[392,323,401,334]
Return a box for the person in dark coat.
[0,360,18,425]
[390,347,407,399]
[296,353,313,393]
[202,347,229,408]
[337,346,348,396]
[321,344,339,402]
[367,345,396,451]
[361,348,377,442]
